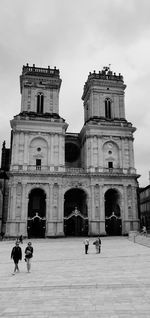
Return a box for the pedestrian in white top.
[83,238,89,254]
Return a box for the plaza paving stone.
[0,236,150,317]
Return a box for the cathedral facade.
[4,64,139,238]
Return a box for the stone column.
[19,183,28,236]
[19,132,24,165]
[122,185,129,234]
[45,197,49,236]
[48,184,53,221]
[129,138,134,168]
[59,134,62,166]
[48,135,51,168]
[45,185,49,222]
[25,193,29,221]
[87,192,91,234]
[24,133,28,165]
[21,183,27,220]
[123,186,128,221]
[7,185,11,220]
[25,194,30,237]
[131,185,139,231]
[57,185,64,235]
[99,138,103,169]
[100,185,105,221]
[50,135,54,167]
[91,92,93,118]
[89,184,95,234]
[120,138,124,169]
[58,185,64,221]
[90,137,93,167]
[12,183,17,219]
[86,138,89,168]
[15,133,19,164]
[99,185,106,235]
[91,185,95,220]
[132,186,137,219]
[97,137,100,168]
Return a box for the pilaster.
[24,133,28,165]
[99,185,106,235]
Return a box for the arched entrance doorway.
[105,188,122,235]
[27,188,46,238]
[64,188,88,236]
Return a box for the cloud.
[89,0,150,46]
[0,0,150,187]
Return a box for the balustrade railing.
[11,165,134,175]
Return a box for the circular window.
[37,147,41,152]
[108,150,112,154]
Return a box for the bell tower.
[20,63,61,114]
[6,64,68,238]
[80,66,139,235]
[82,66,126,123]
[80,66,136,174]
[10,64,68,171]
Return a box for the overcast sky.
[0,0,150,187]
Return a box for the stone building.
[0,141,10,235]
[139,185,150,231]
[3,64,139,238]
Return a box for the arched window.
[105,98,111,119]
[37,93,44,113]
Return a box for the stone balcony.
[22,63,60,77]
[10,165,137,175]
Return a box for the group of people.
[83,236,101,254]
[11,240,33,275]
[10,235,101,274]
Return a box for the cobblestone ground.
[0,236,150,318]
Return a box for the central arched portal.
[64,188,88,236]
[105,188,122,236]
[27,188,46,238]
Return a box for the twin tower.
[5,64,139,238]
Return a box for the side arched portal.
[64,188,88,236]
[27,188,46,238]
[105,188,122,236]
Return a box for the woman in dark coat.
[11,241,22,275]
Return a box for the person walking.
[25,242,33,273]
[19,235,23,244]
[1,232,4,240]
[141,226,147,237]
[11,241,22,275]
[93,236,101,254]
[97,236,101,253]
[83,238,89,254]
